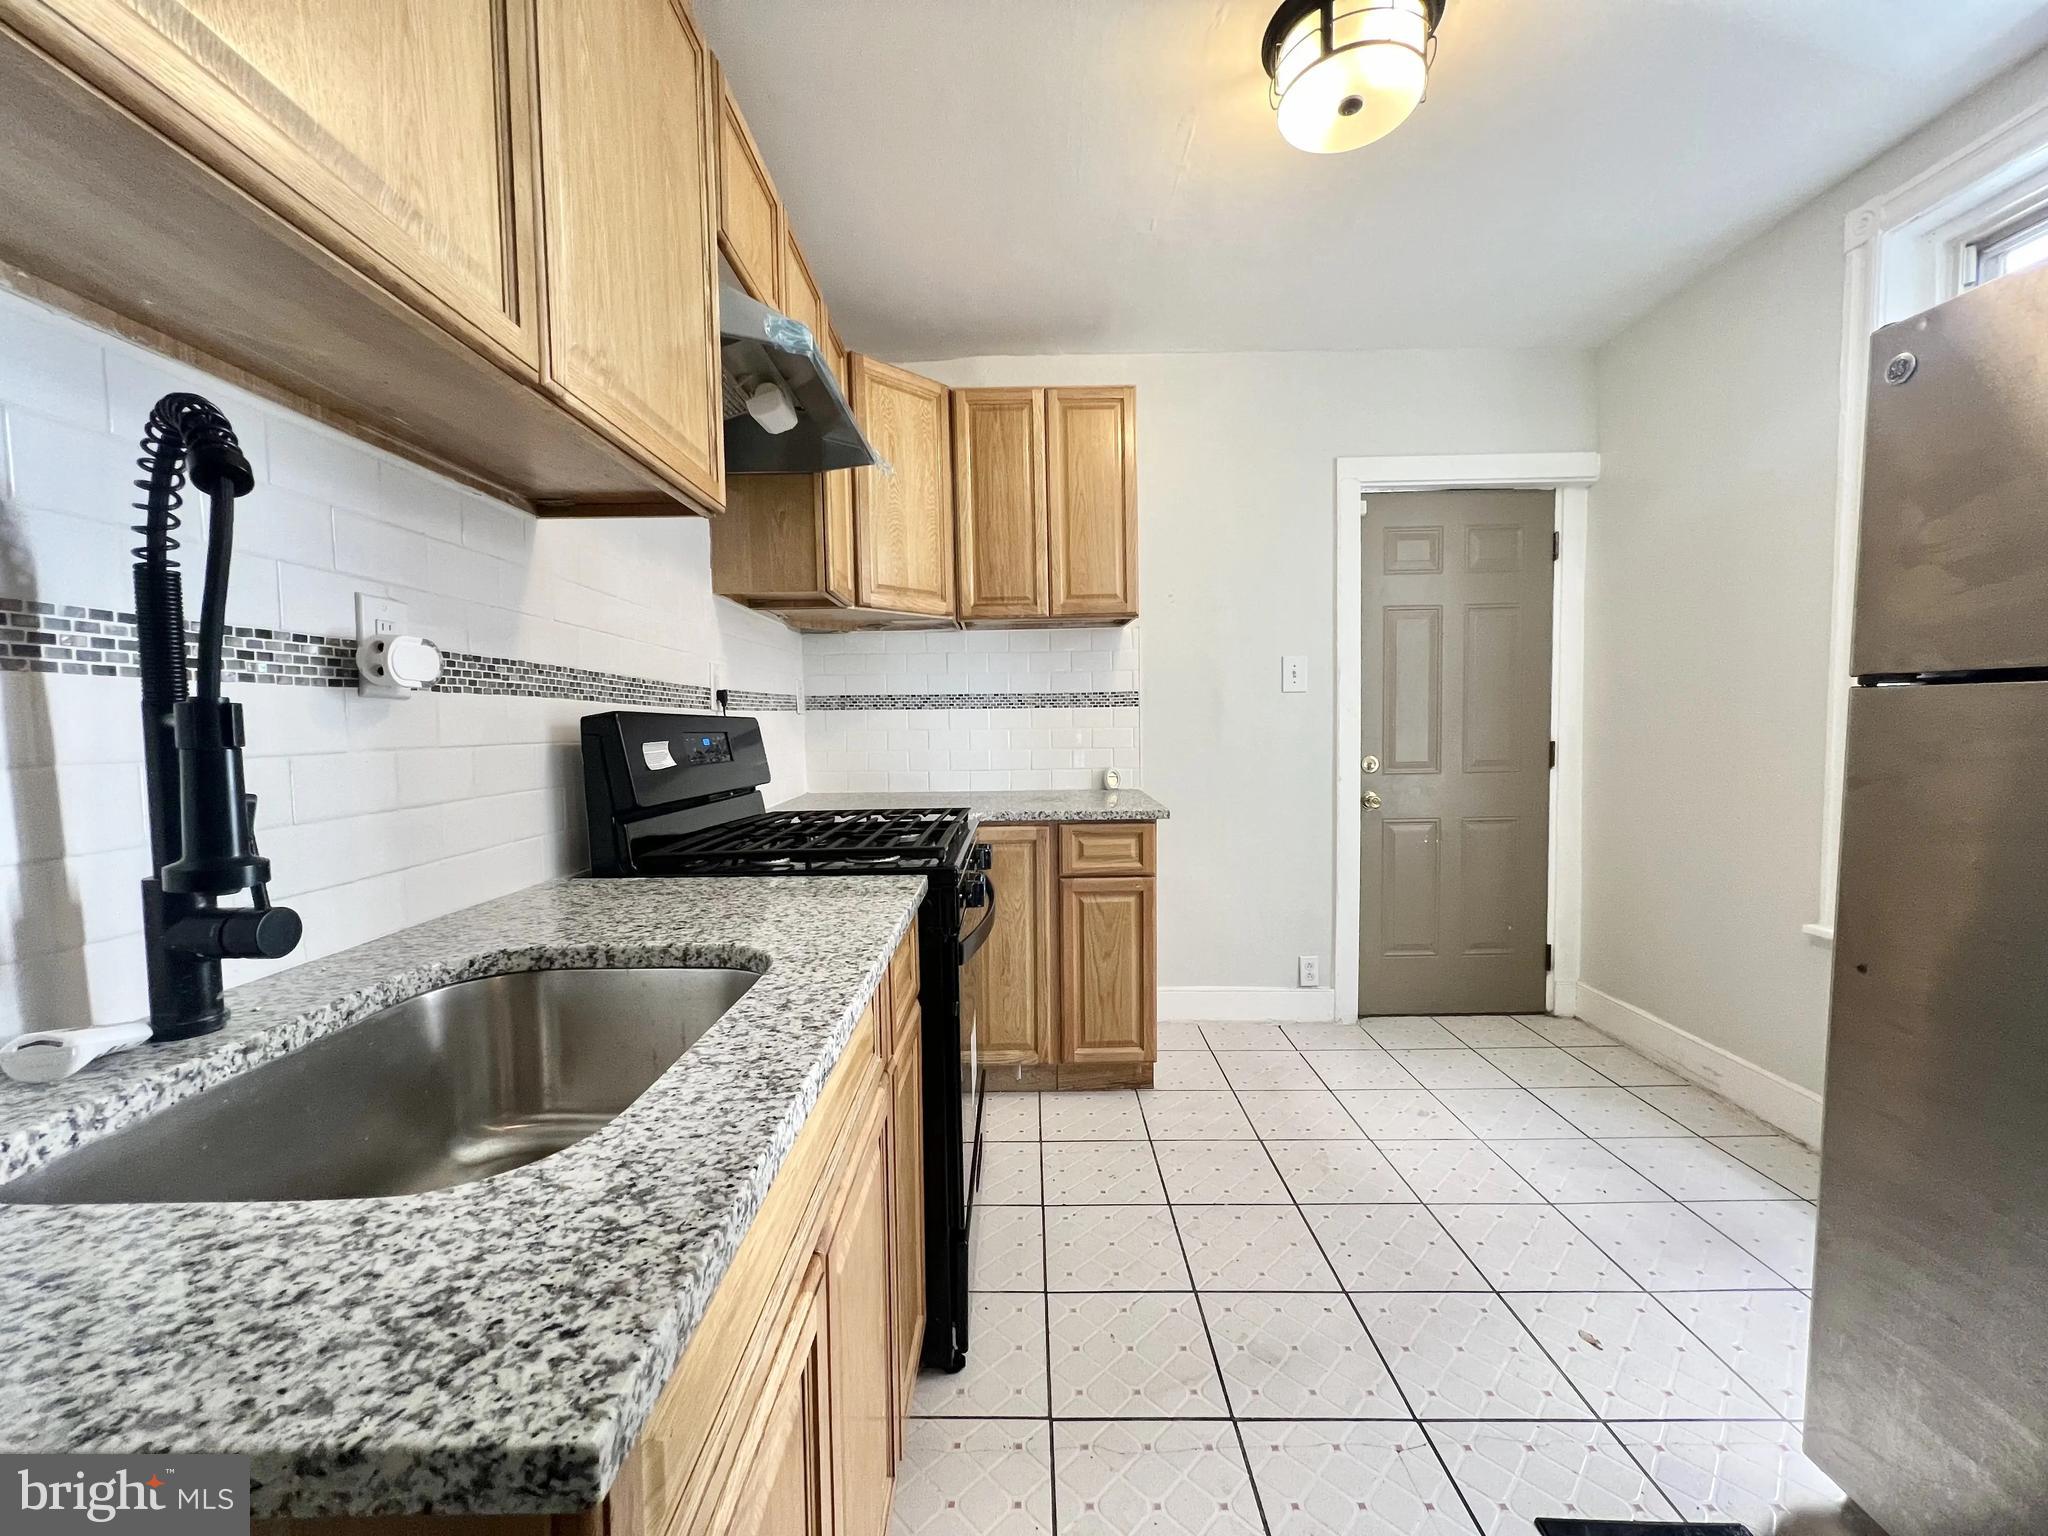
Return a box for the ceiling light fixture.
[1262,0,1445,154]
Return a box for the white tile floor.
[895,1013,1852,1536]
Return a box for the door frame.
[1333,452,1600,1023]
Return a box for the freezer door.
[1854,260,2048,675]
[1807,680,2048,1533]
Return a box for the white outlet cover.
[1298,954,1321,988]
[355,593,412,699]
[1282,655,1308,693]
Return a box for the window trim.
[1963,195,2048,287]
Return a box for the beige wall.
[1583,48,2048,1092]
[911,350,1597,1009]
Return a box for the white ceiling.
[697,0,2048,358]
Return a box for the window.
[1965,202,2048,288]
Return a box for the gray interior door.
[1807,679,2048,1533]
[1358,489,1553,1015]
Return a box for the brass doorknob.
[1362,791,1382,810]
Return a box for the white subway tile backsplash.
[265,416,382,509]
[334,509,440,587]
[370,460,466,543]
[0,286,810,1035]
[0,305,107,431]
[395,747,475,808]
[289,751,398,823]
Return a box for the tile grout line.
[1036,1093,1057,1536]
[1137,1045,1276,1536]
[1414,1018,1806,1424]
[1415,1017,1807,1486]
[1196,1024,1490,1536]
[1234,1016,1798,1512]
[939,1019,1812,1530]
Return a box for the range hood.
[720,286,881,475]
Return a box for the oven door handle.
[958,872,999,967]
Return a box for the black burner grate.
[639,807,974,874]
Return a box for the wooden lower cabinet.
[707,1255,831,1536]
[887,1010,925,1435]
[1060,876,1156,1065]
[964,825,1055,1067]
[974,820,1158,1089]
[825,1092,895,1536]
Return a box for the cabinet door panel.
[715,64,781,305]
[824,469,857,604]
[714,1255,831,1536]
[954,388,1048,619]
[1060,876,1156,1064]
[1058,822,1156,878]
[827,1094,895,1536]
[535,0,724,507]
[850,355,954,615]
[965,825,1054,1065]
[781,230,826,346]
[888,1019,925,1439]
[1047,386,1138,618]
[34,0,541,369]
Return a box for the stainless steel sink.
[0,966,760,1205]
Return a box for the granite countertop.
[780,787,1170,823]
[0,874,924,1519]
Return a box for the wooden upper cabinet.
[781,230,827,351]
[714,59,782,306]
[827,324,849,389]
[954,389,1049,620]
[1060,875,1157,1065]
[823,469,858,603]
[26,0,542,372]
[849,355,954,616]
[534,0,724,510]
[1046,386,1138,619]
[965,824,1055,1065]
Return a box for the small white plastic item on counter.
[0,1021,153,1084]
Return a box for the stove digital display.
[640,732,732,771]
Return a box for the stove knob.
[970,842,994,871]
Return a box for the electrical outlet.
[1297,954,1320,988]
[1282,655,1308,693]
[355,593,409,699]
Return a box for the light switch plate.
[1282,655,1308,693]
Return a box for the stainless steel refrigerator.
[1807,258,2048,1533]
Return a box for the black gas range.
[580,710,991,1372]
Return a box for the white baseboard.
[1159,986,1337,1023]
[1573,983,1824,1147]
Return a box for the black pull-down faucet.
[132,394,303,1040]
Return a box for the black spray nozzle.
[160,698,266,896]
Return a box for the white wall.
[913,352,1597,1004]
[802,626,1142,793]
[1582,47,2048,1094]
[0,288,806,1037]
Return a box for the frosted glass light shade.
[1269,0,1433,154]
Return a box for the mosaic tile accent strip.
[806,689,1139,712]
[432,650,711,710]
[720,688,800,712]
[0,597,719,710]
